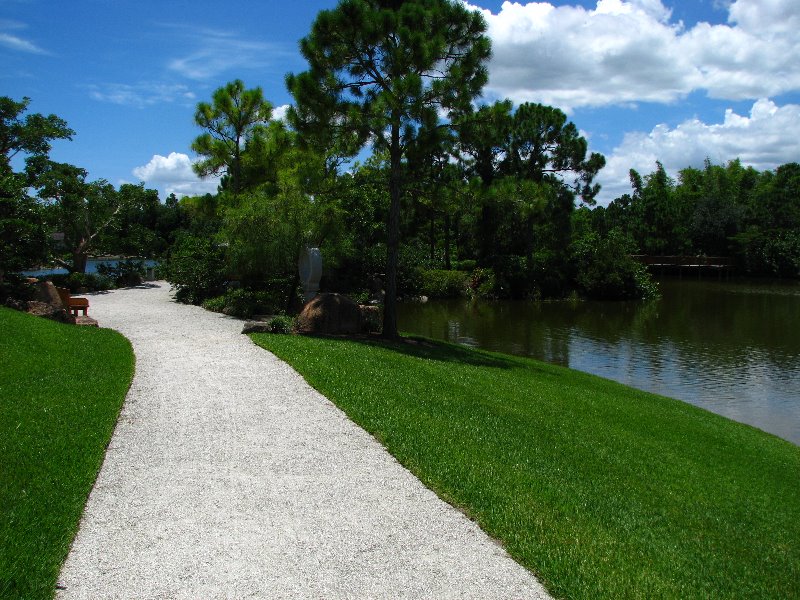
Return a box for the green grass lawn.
[0,307,134,599]
[253,332,800,600]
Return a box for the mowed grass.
[0,307,134,599]
[252,333,800,600]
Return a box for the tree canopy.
[191,80,273,195]
[0,96,74,175]
[288,0,491,337]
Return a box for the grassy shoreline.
[0,307,134,599]
[252,332,800,599]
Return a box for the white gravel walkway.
[57,282,552,599]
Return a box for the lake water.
[397,279,800,446]
[22,259,158,278]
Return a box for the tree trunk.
[72,251,88,274]
[429,209,436,262]
[382,116,402,339]
[444,212,451,270]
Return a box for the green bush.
[202,287,288,319]
[467,267,496,299]
[418,269,469,298]
[161,235,226,304]
[47,272,112,293]
[454,259,477,272]
[571,229,659,300]
[96,260,145,287]
[266,315,294,334]
[201,295,227,313]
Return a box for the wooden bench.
[56,287,90,316]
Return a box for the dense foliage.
[1,96,183,278]
[596,159,800,277]
[4,1,798,310]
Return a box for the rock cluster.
[295,293,361,335]
[5,280,97,326]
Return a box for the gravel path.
[57,282,552,599]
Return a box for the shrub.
[201,295,227,313]
[266,315,294,334]
[201,287,288,319]
[96,260,145,287]
[48,272,112,292]
[454,259,477,272]
[161,235,226,304]
[467,267,496,299]
[418,269,469,298]
[571,229,659,300]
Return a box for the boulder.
[295,293,361,335]
[33,281,65,309]
[25,300,75,324]
[75,315,99,327]
[241,321,273,334]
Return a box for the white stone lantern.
[298,246,322,303]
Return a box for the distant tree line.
[585,159,800,278]
[1,96,183,285]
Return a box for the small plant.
[266,315,294,334]
[201,295,227,313]
[467,267,496,299]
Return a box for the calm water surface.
[22,259,158,278]
[397,279,800,445]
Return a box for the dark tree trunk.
[444,212,451,270]
[429,209,436,262]
[382,116,402,339]
[72,251,88,274]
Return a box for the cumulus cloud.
[272,104,290,122]
[87,82,196,108]
[133,152,220,198]
[469,0,800,110]
[595,99,800,203]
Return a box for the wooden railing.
[631,255,734,278]
[631,255,734,268]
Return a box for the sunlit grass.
[0,307,134,599]
[252,332,800,600]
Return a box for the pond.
[22,258,158,278]
[397,278,800,446]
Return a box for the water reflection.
[397,279,800,445]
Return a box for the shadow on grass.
[300,332,521,370]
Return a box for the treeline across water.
[584,159,800,278]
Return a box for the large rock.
[25,300,75,324]
[241,321,273,334]
[295,293,361,335]
[33,281,65,309]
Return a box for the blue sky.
[3,0,799,204]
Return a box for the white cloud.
[164,25,290,81]
[469,0,800,110]
[595,99,800,203]
[272,104,290,122]
[87,82,196,108]
[133,152,221,198]
[0,20,47,54]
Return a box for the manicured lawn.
[0,307,134,599]
[253,332,800,600]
